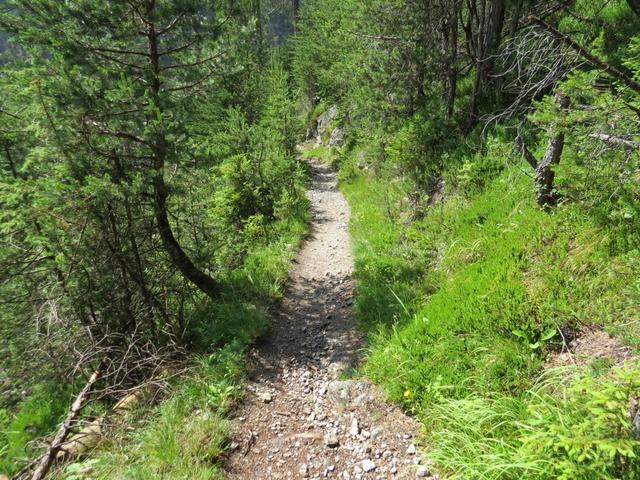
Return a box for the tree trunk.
[470,0,505,121]
[516,92,570,208]
[446,1,461,118]
[145,9,222,299]
[627,0,640,16]
[254,0,264,56]
[535,133,565,207]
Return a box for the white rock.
[260,392,273,403]
[362,459,376,473]
[325,433,340,448]
[350,417,359,436]
[416,466,429,478]
[406,444,416,455]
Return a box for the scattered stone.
[299,464,309,476]
[371,426,384,439]
[406,444,416,455]
[362,459,376,473]
[325,433,340,448]
[350,417,359,437]
[260,392,273,403]
[327,380,354,402]
[416,466,429,478]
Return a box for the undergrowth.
[44,208,308,479]
[57,343,245,480]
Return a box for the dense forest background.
[0,0,639,479]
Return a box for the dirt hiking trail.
[225,157,429,479]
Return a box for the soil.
[224,157,428,479]
[545,327,636,369]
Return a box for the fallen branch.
[56,382,160,460]
[30,364,104,480]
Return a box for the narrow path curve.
[225,157,426,480]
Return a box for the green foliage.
[0,3,308,475]
[301,145,339,165]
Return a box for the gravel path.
[224,157,429,480]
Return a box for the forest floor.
[224,156,429,479]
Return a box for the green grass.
[0,384,72,474]
[339,139,640,478]
[427,365,640,480]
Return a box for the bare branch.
[514,135,539,169]
[159,39,197,57]
[160,52,225,72]
[157,12,185,36]
[590,133,640,150]
[530,15,640,95]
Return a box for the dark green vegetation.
[293,0,640,478]
[0,1,306,477]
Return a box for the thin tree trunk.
[446,1,460,118]
[515,92,570,208]
[470,0,505,121]
[254,0,264,57]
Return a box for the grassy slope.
[339,145,640,478]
